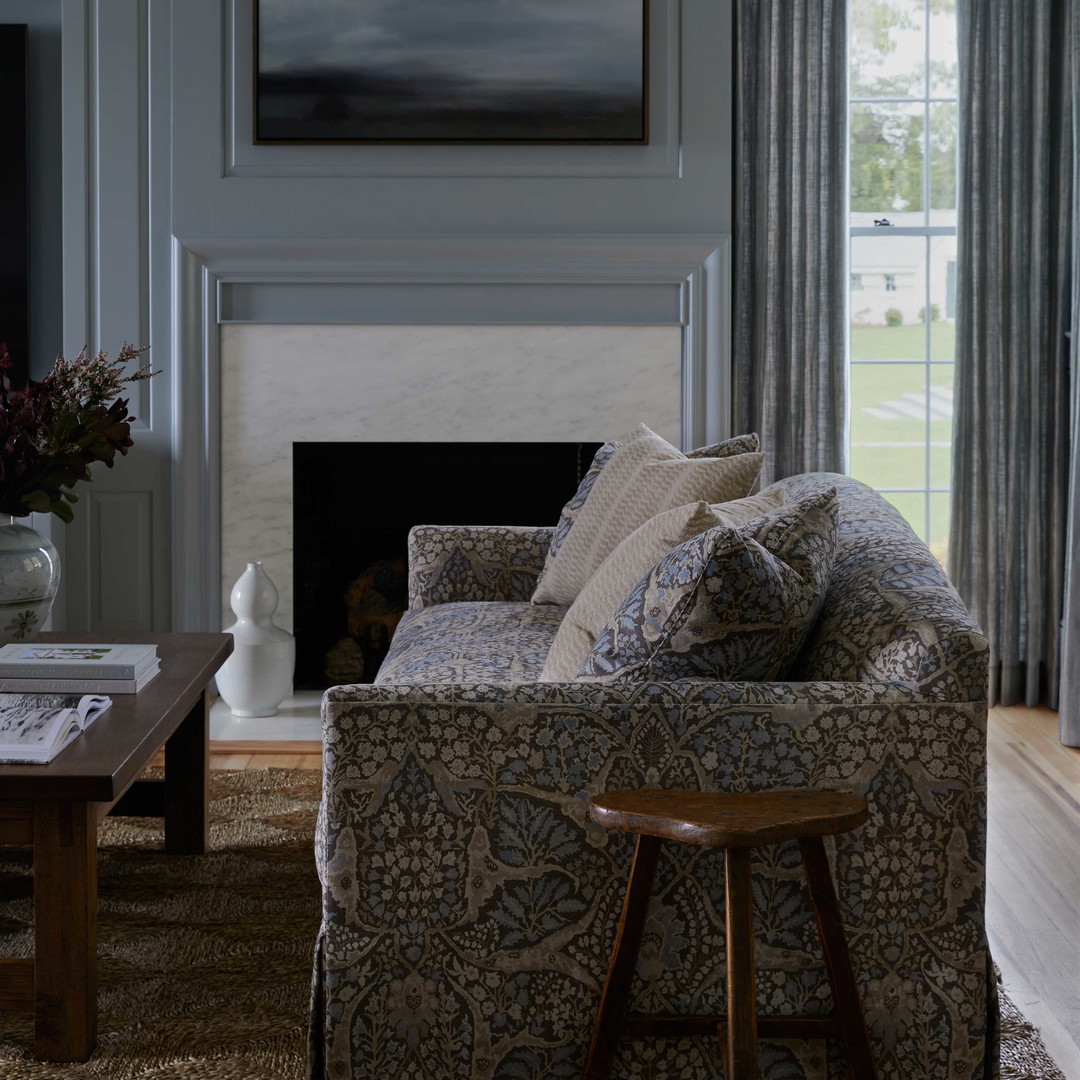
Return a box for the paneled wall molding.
[55,0,732,635]
[170,233,730,632]
[56,0,169,633]
[224,0,683,180]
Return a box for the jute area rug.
[0,769,1067,1080]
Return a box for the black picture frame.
[0,25,29,387]
[253,1,648,146]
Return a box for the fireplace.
[292,441,602,689]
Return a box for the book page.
[0,702,73,750]
[0,692,88,713]
[74,695,111,724]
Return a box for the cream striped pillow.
[532,425,763,605]
[540,489,784,681]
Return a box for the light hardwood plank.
[987,705,1080,1078]
[210,740,322,755]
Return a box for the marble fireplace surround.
[171,235,731,633]
[224,325,682,634]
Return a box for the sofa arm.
[407,524,554,608]
[313,678,990,1080]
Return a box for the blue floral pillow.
[685,432,760,459]
[577,489,838,682]
[545,442,619,567]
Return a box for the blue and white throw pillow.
[544,442,619,570]
[577,489,838,682]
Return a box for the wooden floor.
[986,705,1080,1078]
[207,739,321,771]
[207,707,1080,1077]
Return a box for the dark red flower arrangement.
[0,343,157,521]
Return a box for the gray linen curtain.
[733,0,847,485]
[950,0,1075,719]
[1060,2,1080,745]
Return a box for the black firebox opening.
[292,441,602,690]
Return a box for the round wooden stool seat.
[588,788,869,848]
[582,788,877,1080]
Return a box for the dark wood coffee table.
[0,631,232,1062]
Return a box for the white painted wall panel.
[88,491,154,631]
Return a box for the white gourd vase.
[216,561,295,717]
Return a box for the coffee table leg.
[164,687,209,854]
[34,800,97,1061]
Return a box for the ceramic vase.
[216,561,295,717]
[0,514,60,644]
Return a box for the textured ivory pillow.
[540,432,760,580]
[540,488,785,681]
[576,489,838,683]
[532,425,764,606]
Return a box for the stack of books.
[0,643,160,693]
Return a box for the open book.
[0,693,112,764]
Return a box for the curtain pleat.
[950,0,1073,710]
[1060,1,1080,745]
[733,0,847,486]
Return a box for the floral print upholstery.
[786,475,987,699]
[375,602,563,685]
[408,524,553,610]
[579,489,838,683]
[311,473,993,1080]
[684,431,760,458]
[546,442,619,565]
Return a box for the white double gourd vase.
[216,561,295,718]
[0,514,60,644]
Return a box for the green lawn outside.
[851,321,955,360]
[848,322,955,559]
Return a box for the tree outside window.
[848,0,958,564]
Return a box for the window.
[848,0,958,564]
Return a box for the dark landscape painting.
[255,0,647,144]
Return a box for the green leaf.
[49,499,73,524]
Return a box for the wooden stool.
[583,789,878,1080]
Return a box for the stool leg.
[582,834,662,1080]
[798,837,878,1080]
[725,846,759,1080]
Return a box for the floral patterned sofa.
[310,472,994,1080]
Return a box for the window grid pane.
[848,0,956,556]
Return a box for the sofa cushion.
[541,442,619,575]
[374,602,565,684]
[685,432,760,458]
[540,489,785,681]
[532,424,763,606]
[538,431,759,599]
[777,473,988,696]
[578,489,838,682]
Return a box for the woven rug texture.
[0,768,1066,1080]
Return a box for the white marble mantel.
[220,322,684,631]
